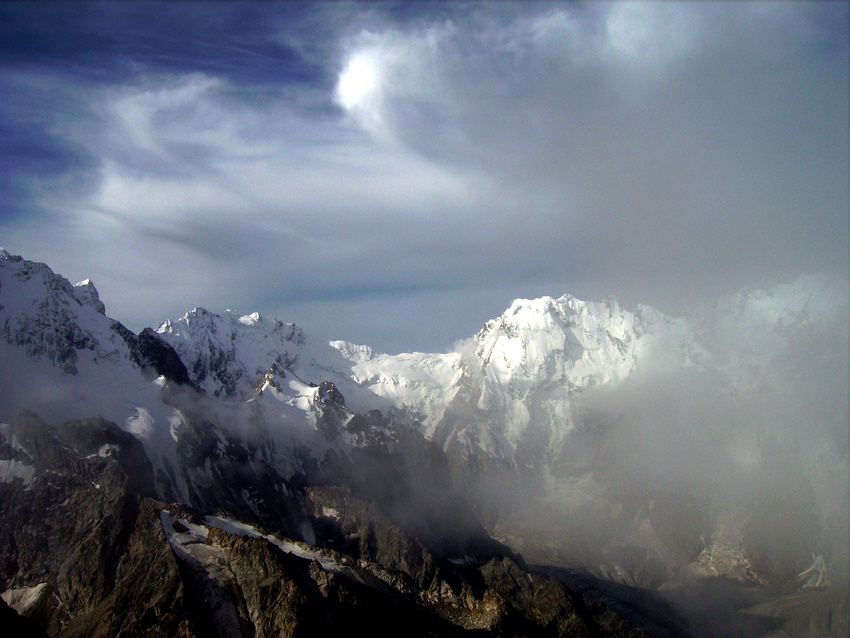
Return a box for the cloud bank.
[0,1,846,352]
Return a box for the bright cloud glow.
[336,51,382,112]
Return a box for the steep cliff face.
[0,412,194,638]
[156,308,308,399]
[0,250,108,375]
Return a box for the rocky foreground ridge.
[0,410,646,637]
[1,248,847,637]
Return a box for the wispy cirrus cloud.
[0,1,846,352]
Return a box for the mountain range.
[1,248,847,637]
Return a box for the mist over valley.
[0,249,847,636]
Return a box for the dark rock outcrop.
[0,596,51,638]
[172,415,308,540]
[111,322,194,387]
[0,411,193,637]
[305,484,649,636]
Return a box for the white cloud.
[336,49,383,112]
[603,1,702,70]
[1,2,846,352]
[4,69,505,339]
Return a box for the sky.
[0,1,847,354]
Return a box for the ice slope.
[328,342,466,433]
[329,294,704,464]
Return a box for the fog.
[468,279,849,600]
[584,366,847,578]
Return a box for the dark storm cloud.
[0,1,846,352]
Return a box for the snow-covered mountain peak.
[473,291,687,392]
[72,279,106,315]
[161,307,305,345]
[237,311,262,326]
[157,307,362,402]
[481,292,641,343]
[0,247,17,262]
[0,251,130,375]
[2,248,64,286]
[329,340,375,362]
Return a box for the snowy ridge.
[0,248,123,374]
[155,307,390,416]
[0,250,193,505]
[2,249,847,557]
[156,308,306,398]
[328,293,704,462]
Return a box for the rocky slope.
[0,410,648,637]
